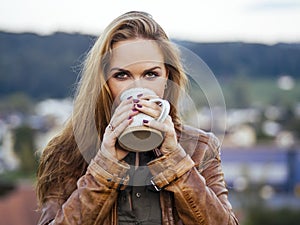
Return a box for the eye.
[144,71,159,79]
[113,71,129,80]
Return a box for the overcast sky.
[1,0,300,44]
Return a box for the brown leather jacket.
[37,126,239,225]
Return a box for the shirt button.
[135,192,141,198]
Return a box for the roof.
[0,182,40,225]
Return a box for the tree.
[13,125,38,175]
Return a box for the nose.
[131,78,143,88]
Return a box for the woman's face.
[107,39,168,102]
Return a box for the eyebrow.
[110,67,130,73]
[109,66,162,73]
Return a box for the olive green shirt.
[117,152,162,225]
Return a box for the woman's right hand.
[100,97,139,160]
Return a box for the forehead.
[110,39,164,68]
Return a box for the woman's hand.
[136,95,178,155]
[101,97,139,160]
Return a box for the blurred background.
[0,0,300,224]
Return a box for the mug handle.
[148,98,170,122]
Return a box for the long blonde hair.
[36,11,188,207]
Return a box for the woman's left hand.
[135,95,177,155]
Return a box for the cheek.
[154,85,165,98]
[107,80,123,100]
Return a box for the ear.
[165,67,170,89]
[165,66,170,79]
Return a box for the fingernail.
[137,93,143,98]
[127,96,133,100]
[133,99,139,103]
[143,119,149,123]
[137,104,142,108]
[128,116,132,120]
[132,108,138,112]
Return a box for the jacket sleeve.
[147,133,239,225]
[37,150,130,225]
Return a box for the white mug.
[117,87,170,152]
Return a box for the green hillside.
[0,31,300,108]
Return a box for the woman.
[36,11,239,225]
